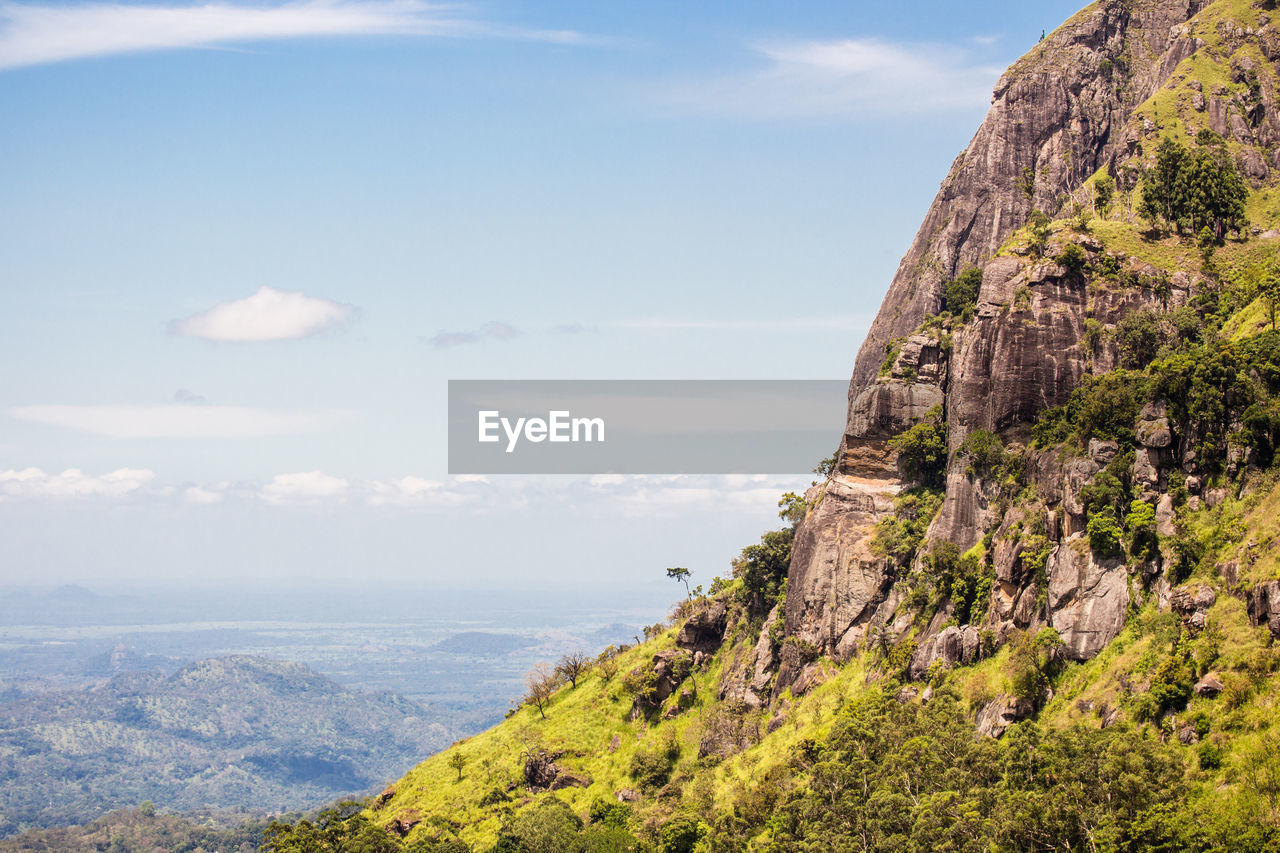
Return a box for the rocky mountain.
[53,1,1280,850]
[0,655,452,837]
[776,0,1280,697]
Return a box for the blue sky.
[0,0,1084,594]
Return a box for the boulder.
[1194,672,1225,697]
[388,811,422,838]
[1089,439,1119,465]
[523,749,591,791]
[975,694,1034,738]
[1248,581,1280,639]
[676,599,728,653]
[1047,537,1129,660]
[1170,584,1217,634]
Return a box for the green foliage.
[957,428,1005,478]
[764,685,1185,852]
[629,737,680,791]
[1057,242,1088,272]
[777,492,807,527]
[1198,742,1223,771]
[1126,499,1158,561]
[1007,628,1066,705]
[493,797,582,853]
[1095,171,1116,217]
[1027,209,1052,256]
[1148,649,1194,717]
[657,815,704,853]
[812,454,837,479]
[888,405,948,488]
[1139,137,1248,239]
[731,527,794,614]
[263,803,400,853]
[0,807,267,853]
[1116,309,1165,369]
[587,797,630,828]
[942,267,983,321]
[1033,370,1151,447]
[665,567,692,596]
[872,488,944,571]
[1087,512,1125,557]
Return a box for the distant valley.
[0,585,660,836]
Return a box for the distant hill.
[0,655,453,837]
[429,632,537,656]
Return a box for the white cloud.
[428,320,520,349]
[183,485,225,504]
[173,286,354,342]
[658,37,1001,119]
[0,466,155,499]
[0,0,588,71]
[260,470,349,504]
[9,404,344,438]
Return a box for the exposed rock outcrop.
[676,600,728,654]
[1248,580,1280,639]
[975,694,1035,739]
[523,749,589,791]
[1047,537,1130,660]
[847,0,1209,391]
[777,2,1218,693]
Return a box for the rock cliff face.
[771,0,1280,697]
[847,0,1208,392]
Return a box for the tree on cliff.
[1139,137,1248,239]
[665,566,692,597]
[888,406,948,488]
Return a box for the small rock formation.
[629,650,693,718]
[1047,538,1130,660]
[522,749,590,791]
[975,694,1035,739]
[1248,581,1280,639]
[1194,672,1225,697]
[676,600,728,653]
[372,786,395,810]
[719,602,781,710]
[388,811,422,838]
[1171,584,1218,634]
[908,625,982,679]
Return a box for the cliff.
[776,0,1280,696]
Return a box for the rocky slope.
[775,0,1280,699]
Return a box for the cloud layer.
[8,404,344,438]
[0,0,588,71]
[259,470,349,504]
[0,466,806,518]
[173,286,354,342]
[0,467,155,499]
[660,37,1001,119]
